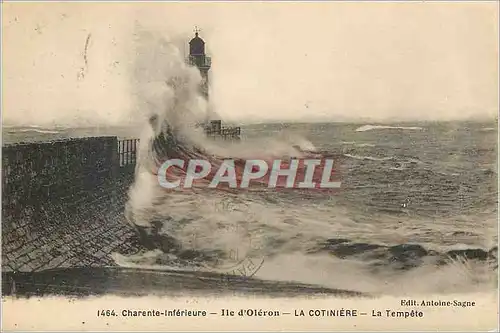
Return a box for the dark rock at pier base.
[312,238,497,271]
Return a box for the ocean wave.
[343,153,422,167]
[343,153,393,161]
[437,171,460,177]
[355,125,423,132]
[11,128,60,134]
[342,141,376,147]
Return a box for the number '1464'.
[97,310,116,317]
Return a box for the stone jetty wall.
[1,137,144,272]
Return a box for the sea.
[4,120,497,296]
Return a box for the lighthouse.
[186,27,240,140]
[187,27,211,100]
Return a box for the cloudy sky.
[3,2,498,126]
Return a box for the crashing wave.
[122,30,332,270]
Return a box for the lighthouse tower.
[185,27,240,139]
[187,27,211,100]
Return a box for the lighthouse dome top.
[189,31,205,55]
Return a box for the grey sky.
[3,2,498,126]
